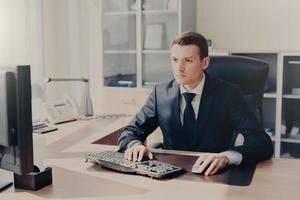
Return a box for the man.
[118,31,274,176]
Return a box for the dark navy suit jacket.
[118,74,274,165]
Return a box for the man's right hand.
[124,144,153,162]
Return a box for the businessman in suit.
[118,31,274,176]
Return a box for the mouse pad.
[152,153,255,186]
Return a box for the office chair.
[206,55,269,124]
[206,55,269,147]
[150,56,269,148]
[150,55,269,149]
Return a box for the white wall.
[86,0,103,114]
[42,0,103,114]
[43,0,73,101]
[0,0,30,65]
[197,0,300,52]
[0,0,45,121]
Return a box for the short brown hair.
[171,31,208,60]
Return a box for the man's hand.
[124,144,153,162]
[192,153,230,176]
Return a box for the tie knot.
[183,92,196,104]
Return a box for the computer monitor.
[0,65,34,190]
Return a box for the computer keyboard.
[84,151,185,179]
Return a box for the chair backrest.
[206,55,269,124]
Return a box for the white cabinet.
[101,0,196,88]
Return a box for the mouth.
[175,74,185,77]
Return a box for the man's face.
[171,44,209,90]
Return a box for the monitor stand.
[13,166,52,190]
[0,166,52,192]
[0,180,13,192]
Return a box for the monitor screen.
[0,65,34,189]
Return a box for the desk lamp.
[45,77,93,117]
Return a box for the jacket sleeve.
[228,86,274,166]
[118,86,159,152]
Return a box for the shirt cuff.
[127,140,143,149]
[219,150,243,165]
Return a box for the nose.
[177,60,185,72]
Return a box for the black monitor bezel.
[0,65,34,175]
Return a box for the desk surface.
[1,117,300,200]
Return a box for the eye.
[186,58,193,63]
[172,57,178,62]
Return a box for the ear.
[202,56,210,70]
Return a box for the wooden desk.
[1,118,300,200]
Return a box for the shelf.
[283,94,300,99]
[103,11,136,16]
[281,137,300,144]
[102,0,196,88]
[104,50,137,54]
[142,10,177,15]
[143,81,157,88]
[288,61,300,65]
[264,92,276,98]
[143,50,170,54]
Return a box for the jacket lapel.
[194,74,217,141]
[169,81,186,149]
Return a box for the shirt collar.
[180,73,206,95]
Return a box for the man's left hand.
[192,153,230,176]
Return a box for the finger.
[210,160,222,175]
[138,147,146,162]
[204,158,219,176]
[210,157,229,175]
[198,156,215,173]
[132,147,139,162]
[126,148,133,160]
[129,149,134,161]
[148,152,153,160]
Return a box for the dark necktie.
[183,92,196,149]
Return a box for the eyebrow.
[171,56,193,59]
